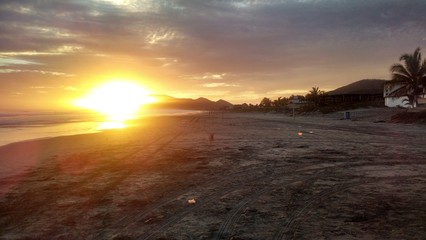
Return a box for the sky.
[1,0,426,110]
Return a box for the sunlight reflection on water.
[0,109,201,146]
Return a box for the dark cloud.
[141,0,426,75]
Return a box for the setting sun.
[73,80,155,122]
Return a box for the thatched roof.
[327,79,387,95]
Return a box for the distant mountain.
[147,95,233,110]
[327,79,387,95]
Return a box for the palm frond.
[400,47,421,61]
[421,59,426,85]
[390,64,412,80]
[405,58,420,80]
[414,47,421,62]
[398,48,422,80]
[391,73,411,83]
[399,53,411,62]
[421,59,426,73]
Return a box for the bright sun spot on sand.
[74,81,155,127]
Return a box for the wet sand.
[0,111,425,239]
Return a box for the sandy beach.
[0,110,425,239]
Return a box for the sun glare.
[97,121,126,130]
[74,81,155,123]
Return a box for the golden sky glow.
[0,1,425,110]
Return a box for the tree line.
[235,46,426,112]
[235,87,326,112]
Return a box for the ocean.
[0,109,201,147]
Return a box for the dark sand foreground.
[0,112,425,239]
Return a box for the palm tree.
[306,87,325,106]
[389,47,426,108]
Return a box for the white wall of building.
[384,82,414,108]
[385,96,412,108]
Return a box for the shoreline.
[0,109,205,147]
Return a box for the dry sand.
[0,110,425,239]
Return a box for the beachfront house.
[384,82,426,108]
[326,79,385,104]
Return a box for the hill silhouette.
[148,95,233,110]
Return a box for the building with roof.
[326,79,386,103]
